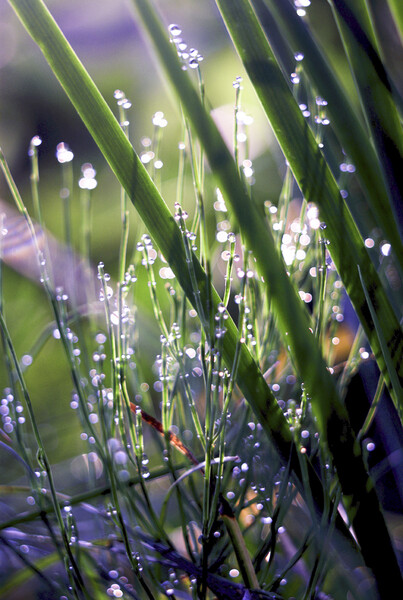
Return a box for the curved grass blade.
[0,540,60,598]
[256,0,403,265]
[0,464,191,533]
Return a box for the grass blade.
[387,0,403,40]
[213,0,402,412]
[329,0,403,228]
[357,265,401,418]
[211,0,402,593]
[257,0,403,264]
[219,496,260,590]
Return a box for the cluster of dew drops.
[168,23,204,70]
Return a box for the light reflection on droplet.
[31,135,42,147]
[152,111,168,128]
[56,142,74,163]
[21,354,33,366]
[381,242,391,256]
[168,24,182,37]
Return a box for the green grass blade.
[210,0,402,593]
[219,496,260,590]
[257,0,403,266]
[128,0,401,425]
[0,547,60,598]
[387,0,403,40]
[364,0,403,109]
[358,265,402,421]
[329,0,403,225]
[214,0,402,412]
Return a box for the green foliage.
[1,0,402,598]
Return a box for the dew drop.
[381,242,391,256]
[261,516,272,524]
[30,135,42,147]
[56,142,74,164]
[168,24,182,37]
[21,354,33,366]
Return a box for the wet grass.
[1,0,402,598]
